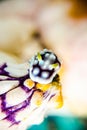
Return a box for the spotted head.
[29,49,61,84]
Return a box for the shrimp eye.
[29,49,61,84]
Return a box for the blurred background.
[0,0,87,130]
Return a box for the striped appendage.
[0,49,63,127]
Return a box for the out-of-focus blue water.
[27,116,87,130]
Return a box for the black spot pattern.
[29,49,61,83]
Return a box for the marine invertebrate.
[0,49,63,127]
